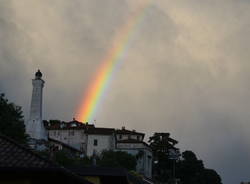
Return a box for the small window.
[137,135,140,140]
[119,135,122,139]
[94,139,98,146]
[80,143,85,152]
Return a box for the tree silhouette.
[176,150,222,184]
[149,133,222,184]
[0,93,28,144]
[149,132,179,182]
[98,150,137,171]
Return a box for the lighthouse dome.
[35,69,42,79]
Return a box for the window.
[80,143,85,152]
[119,135,122,139]
[94,139,98,146]
[137,135,140,140]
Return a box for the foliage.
[98,150,137,171]
[176,151,222,184]
[149,133,222,184]
[0,93,28,144]
[149,132,179,182]
[36,149,137,171]
[53,150,78,166]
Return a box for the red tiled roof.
[44,120,94,130]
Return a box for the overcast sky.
[1,0,250,183]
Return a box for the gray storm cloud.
[0,0,250,183]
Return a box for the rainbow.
[76,1,152,123]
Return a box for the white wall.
[116,134,143,141]
[116,143,152,178]
[86,134,114,157]
[48,129,86,151]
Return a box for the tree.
[149,132,179,182]
[98,150,137,170]
[176,151,222,184]
[149,133,222,184]
[52,150,78,166]
[0,93,28,144]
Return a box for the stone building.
[45,121,152,178]
[45,119,93,152]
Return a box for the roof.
[48,138,82,153]
[116,129,145,136]
[86,127,115,135]
[68,166,127,177]
[0,135,56,168]
[0,135,92,184]
[117,139,144,144]
[44,120,94,130]
[127,173,154,184]
[68,166,129,184]
[116,140,152,149]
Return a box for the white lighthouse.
[26,70,47,140]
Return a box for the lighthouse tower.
[26,70,47,140]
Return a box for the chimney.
[122,126,125,130]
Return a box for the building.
[115,127,153,179]
[46,122,152,178]
[45,120,116,157]
[45,119,92,152]
[48,137,83,158]
[26,70,47,140]
[0,134,92,184]
[85,127,115,157]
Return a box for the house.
[0,134,92,184]
[45,121,153,178]
[85,127,115,157]
[48,137,83,158]
[45,120,115,157]
[115,127,152,179]
[45,119,94,153]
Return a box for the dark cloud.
[0,1,250,183]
